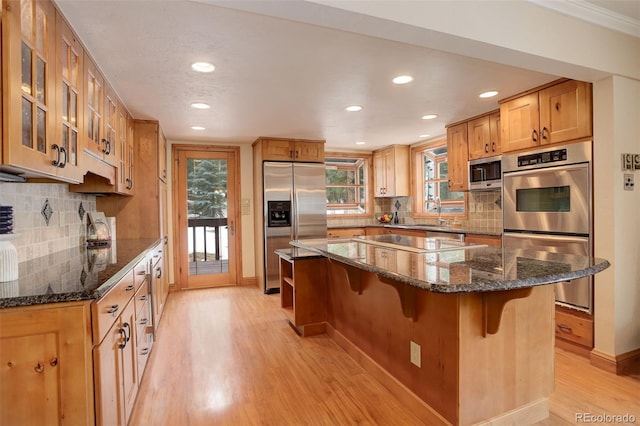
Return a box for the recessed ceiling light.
[419,134,431,138]
[191,62,215,73]
[345,105,362,112]
[392,75,413,85]
[191,126,205,130]
[479,90,498,98]
[355,141,366,145]
[191,102,210,109]
[421,114,437,120]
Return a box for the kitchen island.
[284,235,609,426]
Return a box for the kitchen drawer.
[136,328,152,379]
[327,228,365,239]
[133,258,148,291]
[150,242,164,267]
[555,309,593,348]
[135,300,152,341]
[92,270,136,344]
[134,282,151,317]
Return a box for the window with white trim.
[325,156,371,216]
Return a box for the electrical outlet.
[410,341,421,367]
[624,174,634,191]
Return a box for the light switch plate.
[410,341,421,367]
[624,174,634,191]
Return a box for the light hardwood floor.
[129,286,640,426]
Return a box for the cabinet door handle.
[531,129,538,142]
[126,178,133,190]
[541,127,549,140]
[107,304,119,315]
[491,142,496,152]
[137,270,146,276]
[125,284,135,291]
[118,327,127,349]
[557,323,573,333]
[51,144,61,167]
[140,295,147,301]
[289,150,294,159]
[140,318,148,325]
[484,143,489,153]
[140,347,150,356]
[59,146,67,168]
[156,266,162,279]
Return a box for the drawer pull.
[137,271,146,276]
[140,347,150,356]
[125,285,135,291]
[34,363,44,374]
[140,318,148,325]
[50,357,58,367]
[107,305,119,315]
[557,323,573,333]
[140,295,147,301]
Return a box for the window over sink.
[411,140,466,218]
[325,153,372,217]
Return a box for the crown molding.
[528,0,640,38]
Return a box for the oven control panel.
[517,148,568,167]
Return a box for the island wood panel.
[326,261,555,425]
[327,263,460,424]
[457,285,554,425]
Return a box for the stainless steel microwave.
[468,156,501,190]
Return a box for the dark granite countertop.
[275,247,325,261]
[327,223,502,236]
[0,239,160,309]
[290,235,609,293]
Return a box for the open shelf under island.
[277,235,609,426]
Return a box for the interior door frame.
[172,144,242,290]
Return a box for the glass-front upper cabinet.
[84,56,105,162]
[1,0,65,179]
[55,12,84,182]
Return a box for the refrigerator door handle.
[291,185,297,240]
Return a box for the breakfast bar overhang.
[281,235,610,426]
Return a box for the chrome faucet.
[435,197,448,226]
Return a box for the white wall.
[594,76,640,355]
[165,141,255,285]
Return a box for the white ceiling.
[54,0,639,151]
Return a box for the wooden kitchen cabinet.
[500,79,592,152]
[93,297,138,426]
[446,122,469,191]
[279,255,327,336]
[253,137,325,162]
[0,0,81,181]
[372,145,410,197]
[151,240,169,328]
[555,306,594,356]
[465,233,502,247]
[98,120,168,241]
[468,110,501,159]
[327,227,365,238]
[84,57,117,167]
[0,301,95,425]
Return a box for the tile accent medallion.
[41,199,54,226]
[78,202,86,221]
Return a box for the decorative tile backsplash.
[0,183,97,262]
[331,192,502,232]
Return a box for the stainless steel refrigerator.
[263,161,327,293]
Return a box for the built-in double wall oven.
[502,140,593,313]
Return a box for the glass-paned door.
[177,149,238,288]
